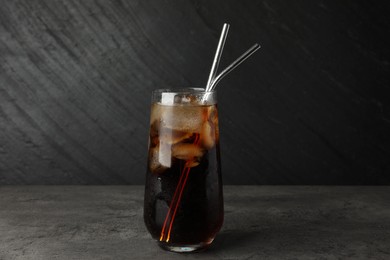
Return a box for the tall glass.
[144,88,223,253]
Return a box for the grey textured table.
[0,186,389,260]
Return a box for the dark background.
[0,0,389,184]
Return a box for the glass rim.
[152,88,216,94]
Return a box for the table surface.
[0,186,389,260]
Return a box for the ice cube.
[149,120,160,147]
[150,103,162,125]
[159,127,193,145]
[158,144,172,167]
[158,104,204,132]
[186,160,200,168]
[200,121,215,149]
[206,105,217,120]
[149,145,171,174]
[171,143,204,161]
[207,105,219,143]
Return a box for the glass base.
[158,240,213,253]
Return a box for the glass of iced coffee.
[144,88,223,253]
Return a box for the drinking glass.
[144,88,224,253]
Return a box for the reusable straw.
[159,23,261,243]
[205,23,230,91]
[208,43,261,91]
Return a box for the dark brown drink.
[144,89,223,253]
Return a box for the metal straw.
[205,23,230,91]
[208,43,261,91]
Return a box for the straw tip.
[222,23,230,31]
